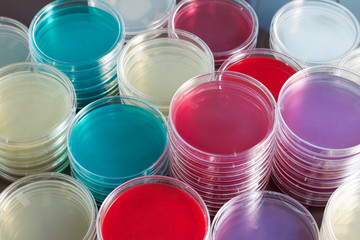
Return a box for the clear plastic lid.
[29,0,125,72]
[67,96,168,183]
[104,0,176,41]
[270,0,360,67]
[117,28,214,117]
[0,62,76,147]
[0,173,97,240]
[339,48,360,73]
[278,66,360,155]
[0,17,30,68]
[168,71,276,160]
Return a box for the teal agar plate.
[67,96,169,203]
[29,0,125,109]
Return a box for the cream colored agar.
[330,204,360,240]
[0,71,70,140]
[0,182,92,240]
[123,38,211,104]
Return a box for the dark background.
[1,0,360,228]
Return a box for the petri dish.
[168,71,276,214]
[68,96,167,181]
[220,48,302,100]
[211,191,319,240]
[170,72,275,157]
[29,0,125,109]
[278,66,360,151]
[97,176,210,240]
[67,96,169,202]
[0,64,75,143]
[339,48,360,73]
[270,0,360,67]
[169,0,258,68]
[0,173,97,240]
[274,66,360,206]
[0,62,76,180]
[0,17,29,68]
[29,0,124,69]
[321,178,360,240]
[104,0,176,41]
[118,28,214,117]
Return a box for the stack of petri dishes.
[104,0,176,42]
[219,48,302,100]
[0,62,76,181]
[169,0,258,68]
[168,71,276,215]
[270,0,360,67]
[273,66,360,207]
[67,96,169,204]
[211,191,319,240]
[117,28,214,117]
[97,176,210,240]
[320,178,360,240]
[0,17,30,68]
[0,173,98,240]
[29,0,125,109]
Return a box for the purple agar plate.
[274,66,360,206]
[211,190,319,240]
